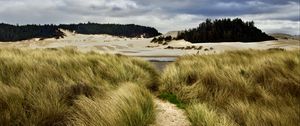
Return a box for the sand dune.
[0,30,299,57]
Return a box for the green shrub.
[158,92,185,109]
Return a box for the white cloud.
[255,20,300,35]
[0,0,299,34]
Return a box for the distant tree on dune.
[0,23,63,42]
[176,18,276,43]
[152,18,276,44]
[0,23,161,42]
[59,23,161,38]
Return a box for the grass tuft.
[160,49,300,125]
[158,92,185,109]
[0,48,158,126]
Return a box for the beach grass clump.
[0,48,158,126]
[70,83,154,126]
[159,49,300,126]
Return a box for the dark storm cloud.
[0,0,299,34]
[133,0,299,20]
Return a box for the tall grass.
[0,48,158,126]
[160,49,300,126]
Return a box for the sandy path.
[150,98,191,126]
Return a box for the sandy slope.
[162,31,180,38]
[150,99,191,126]
[0,30,299,57]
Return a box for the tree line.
[152,18,276,43]
[0,23,161,42]
[0,23,63,42]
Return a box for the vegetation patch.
[158,92,185,109]
[1,48,299,126]
[0,48,158,126]
[0,23,161,42]
[152,18,276,44]
[159,49,300,126]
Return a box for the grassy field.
[1,47,299,126]
[159,49,300,126]
[0,48,158,126]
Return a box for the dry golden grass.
[0,48,158,126]
[2,47,299,126]
[159,49,300,126]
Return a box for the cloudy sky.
[0,0,299,34]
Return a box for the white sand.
[150,99,191,126]
[167,40,193,47]
[0,30,299,57]
[162,31,180,38]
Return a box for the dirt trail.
[150,98,191,126]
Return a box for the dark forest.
[152,18,276,43]
[0,23,161,42]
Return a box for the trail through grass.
[150,98,191,126]
[1,48,299,126]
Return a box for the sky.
[0,0,299,34]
